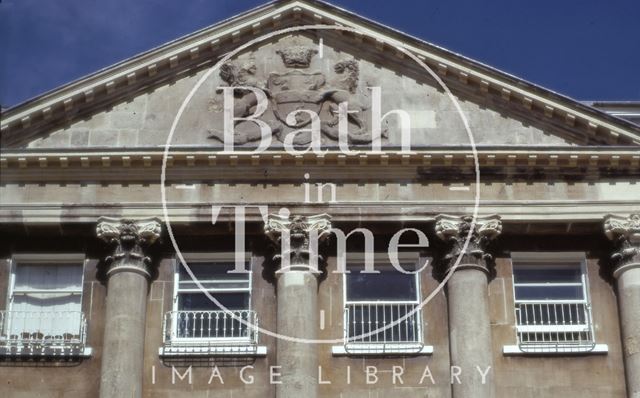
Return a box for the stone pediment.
[1,0,639,150]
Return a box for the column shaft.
[617,266,640,397]
[604,214,640,398]
[100,271,149,398]
[448,268,495,398]
[276,271,318,398]
[265,213,331,398]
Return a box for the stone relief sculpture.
[207,43,386,146]
[276,46,318,68]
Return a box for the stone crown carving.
[265,213,332,272]
[96,217,162,279]
[604,214,640,277]
[434,214,502,278]
[276,46,318,68]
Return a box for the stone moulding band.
[105,264,153,279]
[612,262,640,279]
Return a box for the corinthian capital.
[96,217,162,279]
[604,214,640,278]
[265,213,332,273]
[434,214,502,278]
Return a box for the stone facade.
[1,1,639,397]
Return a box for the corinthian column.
[604,214,640,398]
[435,215,502,398]
[96,217,161,398]
[265,213,332,398]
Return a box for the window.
[163,254,257,350]
[1,254,89,357]
[339,254,427,355]
[510,252,596,353]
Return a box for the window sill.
[503,344,608,356]
[159,344,267,358]
[0,346,92,358]
[332,344,433,356]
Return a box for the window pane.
[178,262,250,282]
[177,292,249,311]
[513,266,582,284]
[12,294,81,310]
[14,264,83,291]
[10,263,83,337]
[346,268,417,301]
[515,285,584,300]
[178,281,250,290]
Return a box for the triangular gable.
[1,0,639,148]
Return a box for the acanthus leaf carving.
[96,217,162,280]
[434,214,502,279]
[604,214,640,277]
[264,213,332,275]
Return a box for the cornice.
[1,1,639,147]
[0,148,638,183]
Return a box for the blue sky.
[1,0,639,108]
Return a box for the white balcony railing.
[343,302,424,354]
[0,310,90,358]
[515,301,595,353]
[160,310,260,357]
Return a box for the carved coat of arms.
[207,44,386,146]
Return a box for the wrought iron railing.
[343,302,424,354]
[0,310,88,357]
[161,310,259,356]
[515,301,595,353]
